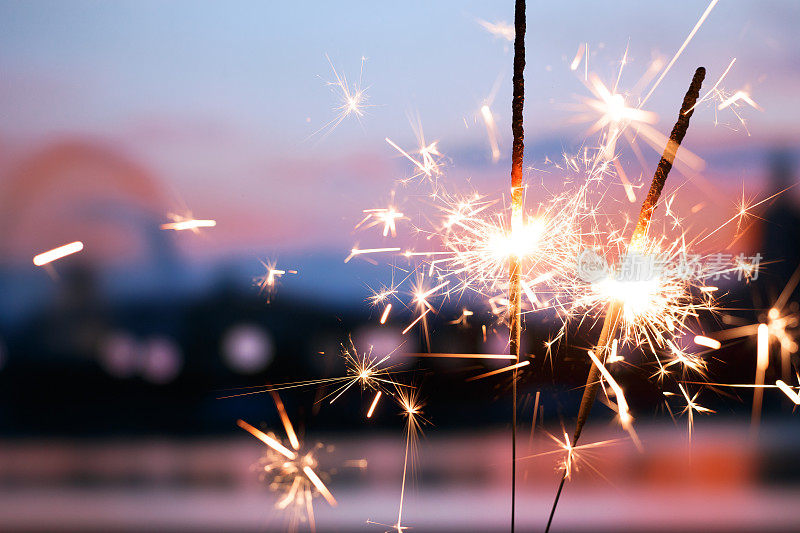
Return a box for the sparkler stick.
[508,1,526,530]
[545,66,706,533]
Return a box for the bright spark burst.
[310,54,372,139]
[238,395,337,532]
[385,137,443,182]
[566,228,719,361]
[219,337,406,416]
[519,430,621,481]
[328,339,402,404]
[567,51,706,186]
[357,203,406,238]
[255,259,296,302]
[577,72,659,161]
[674,383,714,440]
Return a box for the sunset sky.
[0,0,798,267]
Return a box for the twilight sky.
[0,0,798,266]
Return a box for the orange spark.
[366,390,382,418]
[405,353,517,360]
[302,466,337,507]
[160,219,216,231]
[776,380,800,405]
[752,323,770,432]
[380,304,393,324]
[466,360,530,382]
[33,241,84,266]
[270,391,300,451]
[237,419,297,460]
[693,335,721,350]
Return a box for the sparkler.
[32,241,84,266]
[545,66,706,533]
[345,27,777,533]
[256,2,779,530]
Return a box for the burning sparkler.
[231,1,785,531]
[545,66,707,533]
[507,2,526,529]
